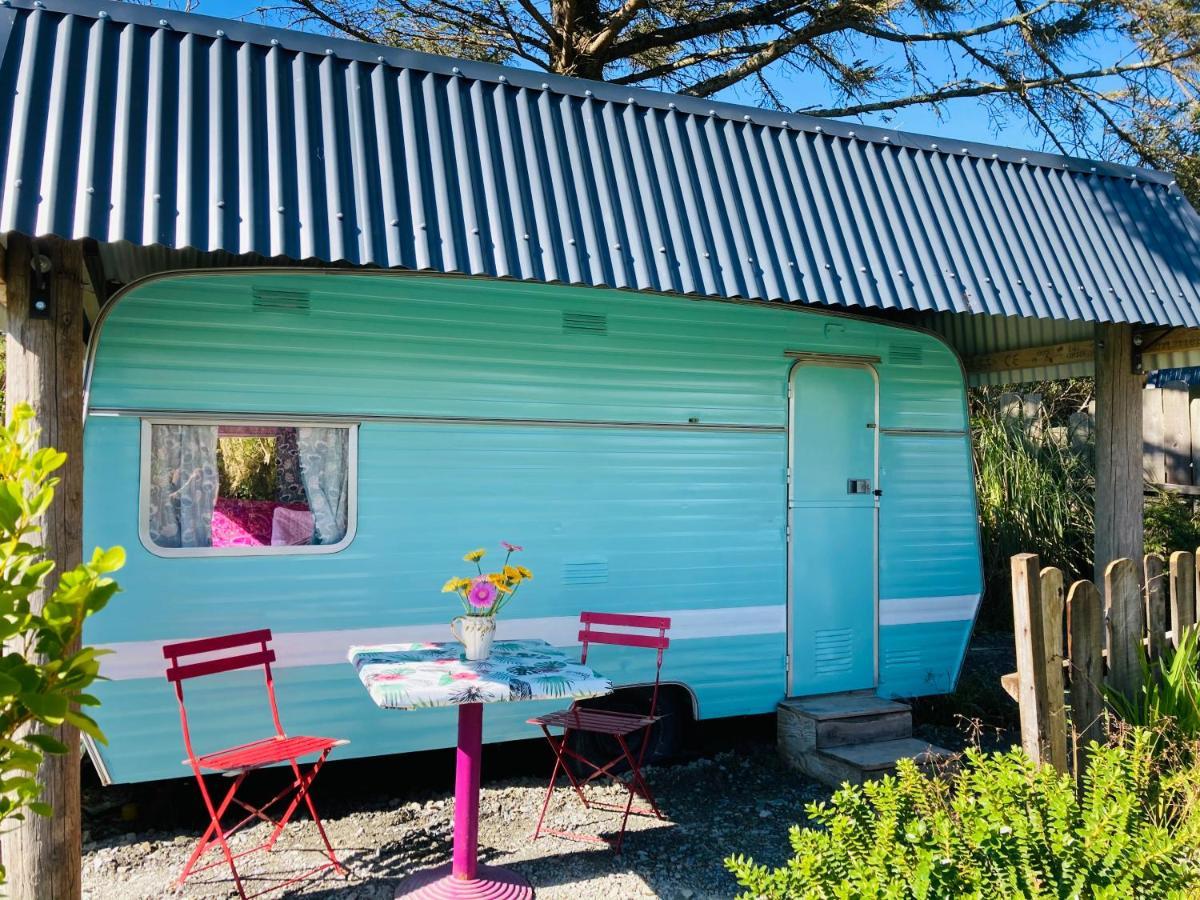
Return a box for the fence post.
[1067,580,1105,775]
[1105,558,1144,701]
[1146,554,1168,661]
[1012,554,1062,769]
[1174,550,1197,645]
[1039,567,1068,773]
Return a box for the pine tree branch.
[803,49,1200,118]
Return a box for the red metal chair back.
[577,612,670,717]
[163,629,283,766]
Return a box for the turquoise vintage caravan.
[82,270,982,783]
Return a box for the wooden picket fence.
[1007,550,1199,774]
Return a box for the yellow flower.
[442,577,464,594]
[464,549,486,563]
[503,565,523,582]
[516,566,533,580]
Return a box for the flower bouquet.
[442,542,532,660]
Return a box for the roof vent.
[562,312,607,335]
[252,287,311,314]
[889,344,923,365]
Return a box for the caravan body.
[82,271,982,783]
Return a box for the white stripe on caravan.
[96,604,788,681]
[880,594,979,626]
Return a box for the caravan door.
[787,361,878,696]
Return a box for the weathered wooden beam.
[964,328,1200,375]
[1105,558,1144,702]
[1,234,85,900]
[1093,324,1144,583]
[1039,567,1069,774]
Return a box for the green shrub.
[1106,626,1200,743]
[726,733,1200,899]
[0,404,123,881]
[1145,489,1200,559]
[216,436,277,500]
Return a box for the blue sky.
[193,0,1049,155]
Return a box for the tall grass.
[971,408,1094,628]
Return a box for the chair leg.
[293,753,345,873]
[179,772,249,899]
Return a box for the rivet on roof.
[743,115,751,121]
[270,39,279,46]
[215,29,224,36]
[848,131,855,138]
[501,75,509,83]
[815,126,823,133]
[882,136,891,142]
[158,18,168,26]
[668,103,676,110]
[1020,157,1028,163]
[962,148,969,154]
[325,49,333,56]
[781,120,789,127]
[216,200,225,207]
[614,243,621,250]
[276,206,284,213]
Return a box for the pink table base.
[395,704,533,899]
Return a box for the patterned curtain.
[274,428,307,503]
[297,427,349,545]
[147,424,219,548]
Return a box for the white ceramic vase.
[451,615,496,661]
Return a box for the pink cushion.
[212,499,309,548]
[271,505,315,546]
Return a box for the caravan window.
[140,421,357,556]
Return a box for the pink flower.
[467,577,498,609]
[500,541,523,552]
[451,672,478,680]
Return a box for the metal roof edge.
[5,0,1175,188]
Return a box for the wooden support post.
[1093,324,1144,584]
[1,234,86,900]
[1067,580,1104,776]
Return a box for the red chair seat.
[196,735,341,772]
[528,708,659,737]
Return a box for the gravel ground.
[80,638,1016,899]
[81,738,829,900]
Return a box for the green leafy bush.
[726,733,1200,899]
[1106,626,1200,743]
[1145,489,1200,559]
[0,404,123,880]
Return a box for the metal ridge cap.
[3,0,1177,187]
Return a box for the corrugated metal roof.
[2,0,1200,327]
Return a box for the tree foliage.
[270,0,1200,168]
[0,404,122,882]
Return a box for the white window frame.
[138,417,360,558]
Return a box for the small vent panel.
[889,344,923,365]
[884,648,922,670]
[814,627,853,675]
[252,288,311,314]
[563,560,609,585]
[562,312,608,335]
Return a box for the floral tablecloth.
[348,639,613,709]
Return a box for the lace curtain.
[297,427,350,545]
[147,424,219,548]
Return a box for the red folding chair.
[163,629,347,899]
[528,611,670,852]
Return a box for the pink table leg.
[394,704,533,899]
